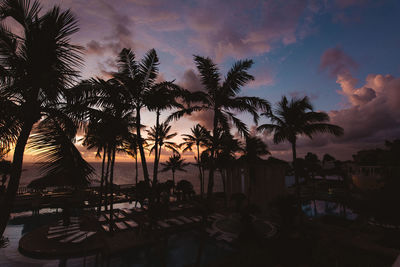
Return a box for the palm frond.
[193,55,220,92]
[222,59,254,94]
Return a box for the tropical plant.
[160,153,189,191]
[168,56,270,197]
[145,81,185,184]
[212,129,241,196]
[0,160,11,188]
[120,134,140,186]
[257,96,344,206]
[28,117,93,188]
[0,0,83,237]
[147,122,180,164]
[112,48,161,186]
[180,124,209,197]
[241,136,270,162]
[304,152,321,182]
[176,179,195,201]
[81,78,135,227]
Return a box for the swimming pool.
[0,204,233,266]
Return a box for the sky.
[16,0,400,162]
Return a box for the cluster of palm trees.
[0,0,344,238]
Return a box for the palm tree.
[28,117,94,189]
[82,78,135,230]
[257,96,344,205]
[168,56,270,197]
[146,82,185,185]
[160,153,190,192]
[241,136,270,162]
[113,48,161,186]
[181,124,209,198]
[120,134,140,186]
[147,122,179,166]
[212,129,241,197]
[0,0,83,237]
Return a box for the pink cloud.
[320,46,358,77]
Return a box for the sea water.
[18,162,223,193]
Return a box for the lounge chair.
[60,231,88,243]
[48,225,80,235]
[157,221,170,228]
[47,229,80,239]
[115,212,125,219]
[49,224,79,231]
[190,216,202,222]
[177,216,193,224]
[98,215,107,222]
[167,218,184,225]
[115,222,128,230]
[125,220,138,228]
[71,231,96,243]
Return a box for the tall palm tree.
[82,78,135,230]
[160,153,189,191]
[120,134,140,186]
[168,56,270,197]
[145,82,185,185]
[28,117,93,189]
[0,0,82,237]
[181,124,209,198]
[147,122,179,166]
[257,96,344,204]
[212,129,241,198]
[113,48,161,186]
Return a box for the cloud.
[178,69,214,129]
[320,46,358,77]
[315,47,400,158]
[185,0,314,61]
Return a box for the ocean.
[19,162,223,193]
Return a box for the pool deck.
[18,203,207,260]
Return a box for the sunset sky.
[21,0,400,162]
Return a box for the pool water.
[0,204,233,267]
[302,200,358,220]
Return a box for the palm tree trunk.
[197,143,203,198]
[0,120,34,238]
[207,113,218,198]
[291,140,302,215]
[220,169,227,207]
[98,146,106,214]
[153,110,160,185]
[109,146,116,234]
[135,155,138,186]
[172,170,175,193]
[136,107,150,185]
[104,148,111,211]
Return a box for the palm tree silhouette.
[146,83,184,185]
[120,134,141,186]
[257,96,344,206]
[84,78,135,229]
[28,117,93,189]
[147,122,180,165]
[181,124,209,198]
[241,136,270,162]
[0,0,83,236]
[169,56,270,197]
[160,153,189,192]
[113,48,161,186]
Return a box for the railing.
[16,184,136,196]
